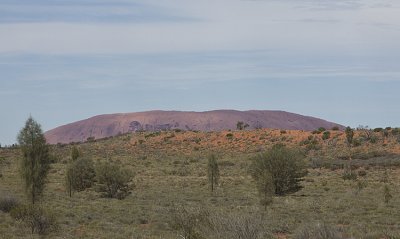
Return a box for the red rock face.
[44,110,343,144]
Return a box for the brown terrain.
[44,110,344,144]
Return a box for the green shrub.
[226,133,233,139]
[373,128,383,132]
[250,144,307,196]
[318,127,326,132]
[322,131,330,140]
[66,157,96,196]
[96,160,133,199]
[369,135,378,144]
[331,126,340,131]
[0,193,19,213]
[10,204,58,235]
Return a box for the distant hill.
[44,110,343,144]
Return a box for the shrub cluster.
[96,160,133,199]
[10,205,58,235]
[0,193,19,213]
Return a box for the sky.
[1,0,400,145]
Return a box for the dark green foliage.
[71,146,80,161]
[207,154,220,192]
[331,126,340,131]
[17,117,51,205]
[237,121,244,130]
[236,121,249,130]
[322,131,330,140]
[392,128,400,136]
[294,222,343,239]
[369,135,378,144]
[250,144,307,196]
[318,127,326,132]
[65,157,96,196]
[10,204,58,235]
[345,127,354,146]
[96,160,133,199]
[0,193,19,213]
[373,128,383,132]
[226,133,233,139]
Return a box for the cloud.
[0,0,399,56]
[0,0,196,23]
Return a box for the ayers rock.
[44,110,343,144]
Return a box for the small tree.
[345,127,354,146]
[250,144,307,197]
[207,154,220,193]
[254,170,274,210]
[237,121,244,130]
[17,117,51,205]
[65,158,96,197]
[71,146,80,161]
[96,160,133,199]
[322,131,330,140]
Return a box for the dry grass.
[0,129,400,238]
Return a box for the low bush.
[96,160,133,199]
[66,157,96,196]
[169,205,204,239]
[322,131,330,140]
[10,204,58,235]
[201,211,271,239]
[0,193,19,213]
[342,172,357,180]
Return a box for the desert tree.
[71,146,80,161]
[17,116,51,205]
[65,157,95,197]
[207,154,220,193]
[96,159,133,199]
[252,169,274,210]
[237,121,244,130]
[250,144,307,198]
[237,121,249,130]
[345,127,354,146]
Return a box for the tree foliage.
[71,146,80,161]
[96,160,133,199]
[345,127,354,146]
[250,144,307,197]
[65,157,96,197]
[207,154,220,192]
[17,117,51,205]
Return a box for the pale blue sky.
[1,0,400,145]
